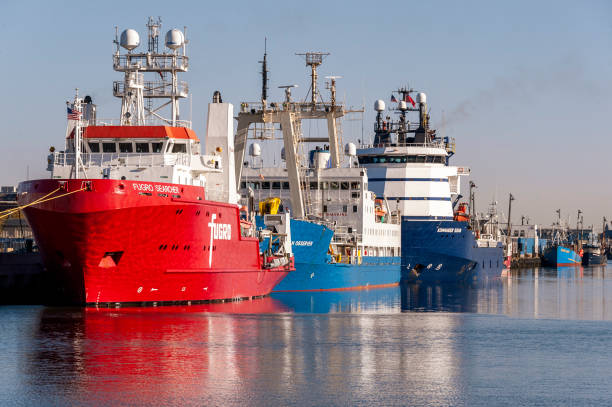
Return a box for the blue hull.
[258,217,401,291]
[542,246,581,267]
[401,219,504,283]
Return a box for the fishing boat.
[234,51,401,291]
[355,88,504,282]
[541,210,581,267]
[16,18,293,305]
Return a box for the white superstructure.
[356,89,469,221]
[47,18,237,200]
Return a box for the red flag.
[405,93,416,107]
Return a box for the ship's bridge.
[51,125,222,186]
[356,142,450,165]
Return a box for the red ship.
[16,19,293,305]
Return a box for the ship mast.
[113,17,189,127]
[234,51,347,219]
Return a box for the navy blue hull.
[258,217,401,291]
[401,219,504,283]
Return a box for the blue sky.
[1,0,611,227]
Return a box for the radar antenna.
[296,51,329,107]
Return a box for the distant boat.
[541,245,582,267]
[581,245,606,266]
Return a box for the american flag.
[67,106,82,120]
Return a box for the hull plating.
[18,179,290,305]
[401,219,504,282]
[262,218,401,291]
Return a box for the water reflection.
[23,299,466,406]
[3,264,612,405]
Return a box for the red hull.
[17,179,291,305]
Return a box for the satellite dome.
[416,92,427,104]
[374,100,385,112]
[165,29,184,50]
[120,29,140,51]
[398,100,408,111]
[249,143,261,157]
[344,142,357,157]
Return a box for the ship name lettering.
[293,241,313,246]
[437,227,461,233]
[132,183,154,192]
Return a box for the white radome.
[398,100,408,111]
[120,29,140,51]
[165,29,184,49]
[345,142,357,157]
[416,92,427,104]
[374,100,386,112]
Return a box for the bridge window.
[152,142,162,153]
[240,182,246,189]
[353,205,358,212]
[136,143,149,153]
[261,181,270,189]
[351,192,360,199]
[416,156,426,163]
[309,182,318,190]
[102,143,116,153]
[119,143,133,153]
[321,182,329,190]
[341,182,349,190]
[350,182,360,190]
[282,182,289,190]
[88,142,100,153]
[172,143,187,153]
[250,182,260,190]
[272,181,281,189]
[330,181,339,190]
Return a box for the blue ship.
[542,246,581,267]
[540,211,583,267]
[235,54,402,292]
[272,219,400,291]
[355,88,504,282]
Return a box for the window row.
[86,141,187,154]
[358,155,445,164]
[241,180,363,191]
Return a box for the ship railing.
[239,101,345,115]
[358,140,447,149]
[113,54,189,72]
[93,118,192,128]
[52,152,191,168]
[113,81,189,99]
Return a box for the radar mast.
[113,17,189,127]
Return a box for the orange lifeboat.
[454,202,470,222]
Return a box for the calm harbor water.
[2,265,612,406]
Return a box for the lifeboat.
[454,202,470,222]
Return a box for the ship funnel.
[120,29,140,51]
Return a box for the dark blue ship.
[355,88,504,282]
